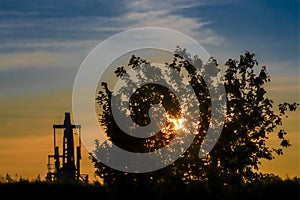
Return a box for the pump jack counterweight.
[46,112,88,183]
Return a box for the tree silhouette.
[90,47,298,188]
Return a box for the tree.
[91,46,298,187]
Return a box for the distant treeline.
[0,175,299,200]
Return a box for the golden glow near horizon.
[0,76,299,181]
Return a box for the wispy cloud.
[0,52,65,69]
[0,0,225,55]
[120,0,224,45]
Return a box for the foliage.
[92,47,298,187]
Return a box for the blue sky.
[0,0,299,102]
[0,1,298,52]
[0,0,299,140]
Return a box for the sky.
[0,0,299,181]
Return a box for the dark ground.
[0,178,299,200]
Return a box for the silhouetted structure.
[46,112,88,183]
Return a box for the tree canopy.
[91,47,298,188]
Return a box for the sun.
[161,114,185,134]
[171,117,183,131]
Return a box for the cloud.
[0,39,99,55]
[0,0,225,55]
[0,52,84,96]
[266,76,300,93]
[0,52,64,69]
[120,0,224,45]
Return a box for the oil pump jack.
[46,112,88,183]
